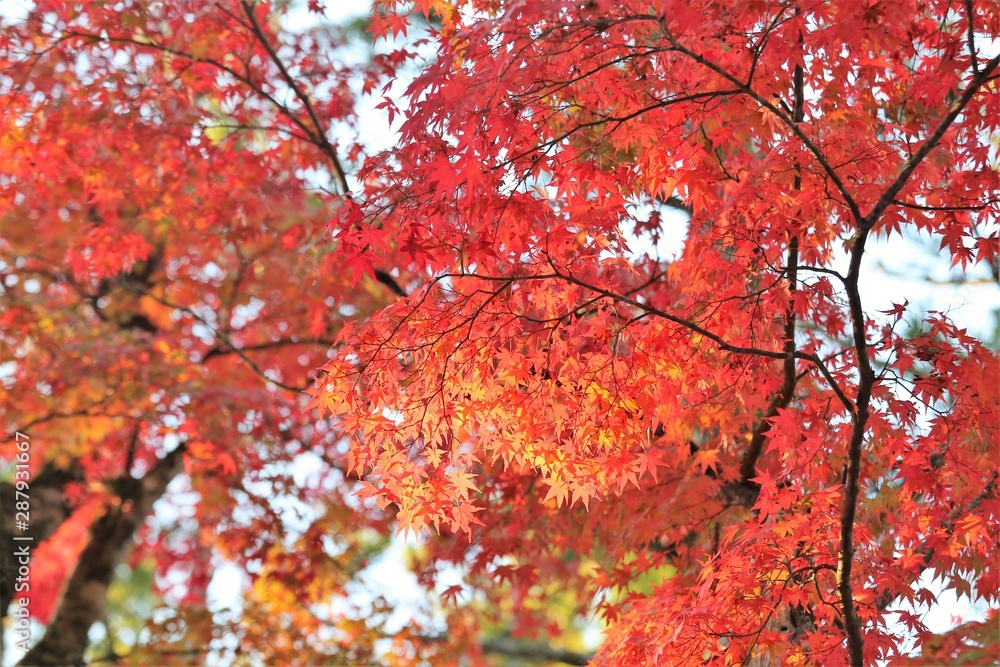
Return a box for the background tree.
[0,2,404,664]
[1,0,999,666]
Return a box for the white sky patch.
[625,202,691,263]
[858,231,1000,343]
[884,569,993,660]
[0,0,29,22]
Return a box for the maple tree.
[2,0,999,665]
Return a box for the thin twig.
[117,278,308,393]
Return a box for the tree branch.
[739,242,799,482]
[965,0,979,76]
[546,270,854,413]
[892,198,994,212]
[414,631,594,666]
[863,53,1000,228]
[740,55,804,483]
[659,25,864,223]
[374,269,408,297]
[834,55,1000,666]
[481,636,593,665]
[876,471,998,612]
[201,337,337,362]
[117,278,308,393]
[238,0,351,194]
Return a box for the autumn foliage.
[1,0,999,665]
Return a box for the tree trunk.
[1,465,83,621]
[18,445,184,666]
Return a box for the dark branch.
[481,637,592,666]
[238,0,351,194]
[660,26,864,223]
[835,53,1000,667]
[864,53,1000,228]
[117,278,307,393]
[740,245,802,479]
[374,269,408,297]
[740,56,804,483]
[892,198,994,212]
[201,337,337,363]
[965,0,979,76]
[545,270,855,413]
